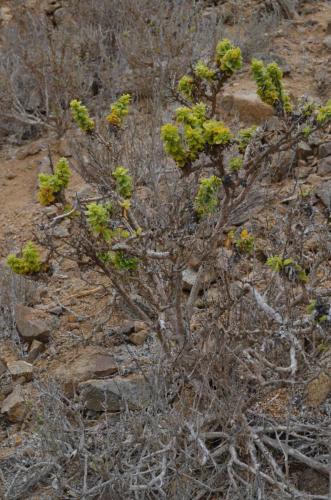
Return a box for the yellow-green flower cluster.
[229,156,243,172]
[195,175,222,217]
[251,59,292,112]
[7,242,41,275]
[237,126,257,153]
[112,166,133,199]
[194,61,216,81]
[267,255,308,283]
[235,228,254,254]
[215,39,242,75]
[86,202,112,241]
[177,75,195,100]
[107,94,131,127]
[38,157,71,206]
[70,99,95,132]
[161,103,232,167]
[317,100,331,124]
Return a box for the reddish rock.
[15,304,51,343]
[1,385,26,423]
[129,330,149,346]
[7,361,34,383]
[54,348,118,394]
[218,92,273,125]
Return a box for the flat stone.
[79,374,152,412]
[16,142,44,160]
[1,385,26,423]
[54,348,118,394]
[128,330,149,346]
[317,157,331,176]
[318,142,331,159]
[219,92,273,125]
[7,361,34,382]
[15,304,51,343]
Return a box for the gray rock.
[317,157,331,177]
[15,304,51,343]
[79,374,152,412]
[323,36,331,50]
[315,180,331,209]
[318,142,331,159]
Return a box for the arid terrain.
[0,1,331,498]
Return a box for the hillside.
[0,1,331,499]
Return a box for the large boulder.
[218,92,273,125]
[79,374,152,412]
[14,304,51,343]
[54,348,118,394]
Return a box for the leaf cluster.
[6,242,41,275]
[38,158,71,206]
[70,99,95,132]
[106,94,132,127]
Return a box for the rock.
[54,348,118,394]
[305,372,331,407]
[315,180,331,208]
[318,142,331,159]
[327,21,331,36]
[1,385,26,423]
[27,340,45,362]
[129,330,149,346]
[294,165,311,179]
[16,142,45,160]
[219,92,273,125]
[182,268,216,291]
[317,157,331,176]
[323,36,331,50]
[53,223,70,238]
[15,304,51,343]
[297,141,312,160]
[0,358,7,376]
[134,321,148,332]
[0,6,12,25]
[7,361,34,383]
[79,374,152,412]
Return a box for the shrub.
[6,242,41,275]
[6,33,331,500]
